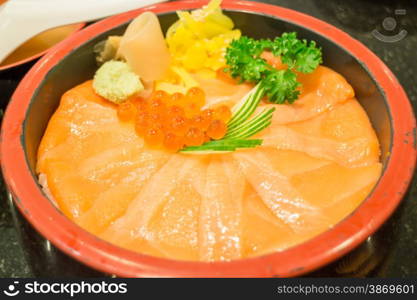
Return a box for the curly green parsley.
[225,32,322,104]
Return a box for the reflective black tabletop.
[0,0,416,277]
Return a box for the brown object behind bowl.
[0,24,82,67]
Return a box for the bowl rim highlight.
[1,0,416,277]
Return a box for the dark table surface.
[0,0,416,277]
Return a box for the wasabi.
[93,60,143,104]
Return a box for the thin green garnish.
[181,84,273,153]
[224,107,275,139]
[227,83,264,130]
[181,139,263,153]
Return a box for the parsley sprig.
[225,32,322,104]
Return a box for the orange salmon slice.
[259,66,355,125]
[198,157,245,261]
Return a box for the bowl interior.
[23,10,392,211]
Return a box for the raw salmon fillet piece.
[77,149,170,235]
[234,151,332,233]
[194,74,253,108]
[261,66,355,125]
[198,157,244,261]
[37,81,170,221]
[99,155,201,246]
[259,99,380,167]
[37,62,382,261]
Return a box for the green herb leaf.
[270,32,322,73]
[225,37,270,83]
[262,69,300,104]
[225,32,322,104]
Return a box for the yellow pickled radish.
[183,42,207,70]
[166,0,240,73]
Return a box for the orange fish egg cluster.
[116,87,232,151]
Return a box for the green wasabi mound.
[93,60,143,104]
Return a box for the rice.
[38,173,58,207]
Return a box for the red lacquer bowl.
[1,0,416,277]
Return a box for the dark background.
[0,0,416,277]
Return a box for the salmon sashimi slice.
[145,163,205,261]
[37,81,161,220]
[77,182,149,236]
[193,74,253,108]
[42,162,102,220]
[287,98,380,144]
[240,154,380,256]
[76,149,170,235]
[37,81,129,171]
[37,81,142,170]
[198,157,245,261]
[38,124,142,174]
[77,146,168,186]
[260,126,375,168]
[242,185,304,257]
[262,66,354,125]
[100,155,200,248]
[291,162,382,214]
[321,182,379,223]
[257,148,331,177]
[40,145,168,221]
[234,151,331,233]
[259,99,380,167]
[145,182,202,261]
[261,51,286,70]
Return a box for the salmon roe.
[131,97,147,110]
[192,114,211,131]
[167,105,185,117]
[148,99,166,113]
[117,87,231,151]
[185,127,205,146]
[186,87,205,108]
[164,133,184,152]
[152,90,170,103]
[171,92,186,107]
[207,119,228,140]
[184,103,200,118]
[213,105,232,123]
[144,126,164,146]
[117,101,136,122]
[169,115,189,135]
